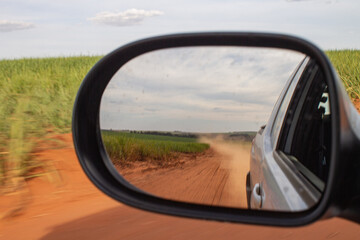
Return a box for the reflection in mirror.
[100,47,329,211]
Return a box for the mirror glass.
[100,46,331,212]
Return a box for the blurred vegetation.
[326,50,360,100]
[0,56,101,191]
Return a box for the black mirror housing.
[72,32,360,226]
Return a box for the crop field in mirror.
[101,130,210,166]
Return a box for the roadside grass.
[101,131,210,166]
[326,50,360,100]
[0,56,101,188]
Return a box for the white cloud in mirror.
[100,47,305,133]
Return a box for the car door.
[249,57,309,210]
[273,58,330,204]
[250,57,329,211]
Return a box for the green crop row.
[103,131,198,143]
[101,131,210,165]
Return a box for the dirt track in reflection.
[121,138,251,208]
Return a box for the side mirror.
[72,33,360,226]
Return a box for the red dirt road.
[121,138,250,208]
[0,134,359,240]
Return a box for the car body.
[247,57,331,212]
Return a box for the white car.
[247,56,331,211]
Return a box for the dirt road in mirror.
[121,138,250,208]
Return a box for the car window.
[270,57,309,147]
[277,59,331,191]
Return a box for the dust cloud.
[199,136,251,208]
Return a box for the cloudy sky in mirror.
[1,0,360,59]
[100,47,304,132]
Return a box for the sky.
[100,47,304,132]
[1,0,360,59]
[2,0,358,133]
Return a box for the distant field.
[101,131,210,166]
[201,132,256,142]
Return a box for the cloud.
[100,47,305,132]
[0,20,34,32]
[88,9,163,27]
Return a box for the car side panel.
[249,58,311,211]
